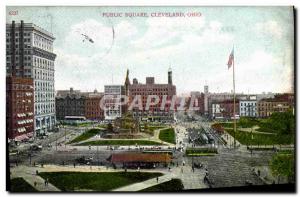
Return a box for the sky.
[6,6,294,95]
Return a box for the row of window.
[6,32,32,37]
[33,33,53,51]
[6,38,31,43]
[240,102,256,106]
[7,55,31,61]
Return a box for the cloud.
[254,20,283,39]
[132,16,206,49]
[54,16,292,94]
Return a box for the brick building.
[127,68,176,122]
[85,94,104,120]
[6,76,34,140]
[56,88,104,121]
[211,99,240,120]
[258,93,294,117]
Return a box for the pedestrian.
[33,162,36,166]
[168,167,171,172]
[44,179,47,187]
[46,178,49,186]
[34,181,37,187]
[73,163,76,168]
[36,170,39,175]
[41,163,44,168]
[156,177,159,183]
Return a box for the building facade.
[55,88,104,121]
[6,21,56,136]
[207,92,245,119]
[127,69,176,122]
[239,95,257,117]
[211,99,240,120]
[85,94,104,120]
[189,91,205,114]
[56,95,86,120]
[104,85,125,120]
[6,77,34,140]
[258,93,294,117]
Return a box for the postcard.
[6,6,295,192]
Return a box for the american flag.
[227,48,234,69]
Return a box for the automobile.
[75,156,93,165]
[30,144,42,151]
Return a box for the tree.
[270,153,295,183]
[107,123,113,133]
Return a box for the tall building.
[128,69,176,122]
[104,85,125,120]
[6,77,34,140]
[6,21,56,136]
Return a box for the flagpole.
[232,47,236,148]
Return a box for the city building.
[85,93,104,120]
[56,94,85,121]
[211,99,240,120]
[104,85,125,120]
[6,21,56,136]
[189,91,205,114]
[207,92,244,119]
[239,95,257,117]
[258,93,294,117]
[55,88,104,121]
[6,76,34,141]
[127,68,176,122]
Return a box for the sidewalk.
[10,164,208,192]
[10,166,60,191]
[112,174,172,191]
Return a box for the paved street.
[9,113,284,191]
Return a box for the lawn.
[68,129,102,144]
[159,128,175,144]
[226,128,292,145]
[10,178,38,192]
[39,171,163,191]
[140,179,184,192]
[78,139,163,146]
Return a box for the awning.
[27,132,34,137]
[14,134,29,141]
